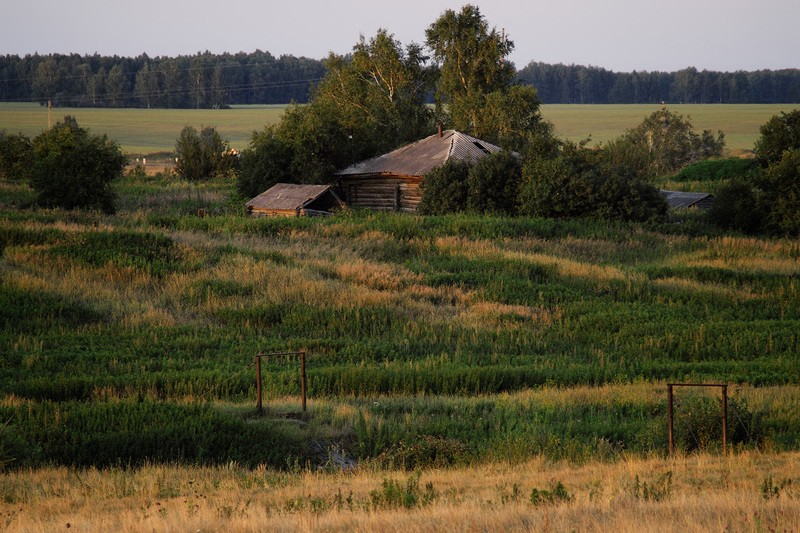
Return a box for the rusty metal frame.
[667,383,728,456]
[255,351,307,415]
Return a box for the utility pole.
[48,99,52,130]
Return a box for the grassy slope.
[2,103,798,153]
[1,173,799,471]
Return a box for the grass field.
[2,103,798,154]
[0,103,287,155]
[3,451,799,532]
[2,145,800,528]
[2,173,799,470]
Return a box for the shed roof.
[246,183,340,211]
[336,130,503,178]
[659,190,715,209]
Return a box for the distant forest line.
[1,51,799,108]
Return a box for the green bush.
[29,116,127,214]
[0,131,33,181]
[709,179,764,233]
[466,150,522,215]
[417,159,471,214]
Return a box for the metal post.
[667,384,674,457]
[722,385,728,454]
[256,354,263,415]
[301,351,307,413]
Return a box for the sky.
[2,0,799,73]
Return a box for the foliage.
[369,473,438,509]
[466,151,522,215]
[175,125,237,181]
[425,5,545,149]
[609,109,725,177]
[530,481,572,506]
[754,110,800,165]
[671,157,758,182]
[236,126,293,197]
[29,116,126,214]
[0,131,33,181]
[239,30,434,185]
[757,148,800,235]
[518,142,667,222]
[709,179,764,233]
[417,159,471,214]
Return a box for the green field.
[0,103,287,155]
[1,172,799,470]
[2,103,798,154]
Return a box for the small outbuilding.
[246,183,344,217]
[335,129,504,212]
[659,190,716,210]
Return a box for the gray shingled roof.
[659,190,715,209]
[336,130,503,177]
[246,183,339,211]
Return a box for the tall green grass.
[2,173,800,469]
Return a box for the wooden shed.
[246,183,344,217]
[335,130,503,212]
[659,190,716,210]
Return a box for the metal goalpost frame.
[255,351,307,415]
[667,383,728,456]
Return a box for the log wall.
[342,175,423,212]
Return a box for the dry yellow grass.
[2,451,797,532]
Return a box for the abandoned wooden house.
[246,183,344,217]
[335,129,504,212]
[659,190,716,209]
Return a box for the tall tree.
[425,4,543,149]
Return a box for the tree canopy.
[425,4,545,150]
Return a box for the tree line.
[517,63,800,104]
[2,50,800,108]
[0,51,325,108]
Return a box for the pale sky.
[2,0,798,73]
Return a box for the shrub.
[518,143,667,222]
[709,179,764,233]
[29,116,127,214]
[466,150,522,215]
[418,159,471,214]
[530,480,572,506]
[0,131,33,181]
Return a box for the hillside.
[2,172,799,470]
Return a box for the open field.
[0,103,287,155]
[1,173,799,471]
[541,103,800,151]
[2,451,798,532]
[2,103,797,154]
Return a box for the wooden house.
[246,183,344,217]
[335,129,503,212]
[659,190,715,209]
